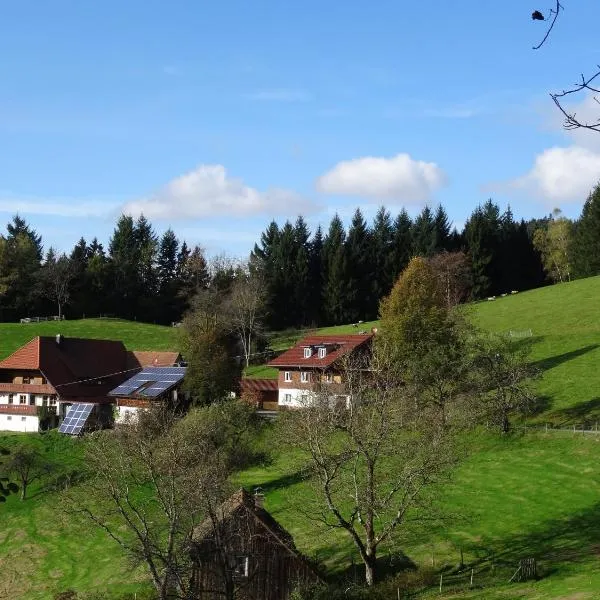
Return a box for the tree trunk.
[502,411,510,434]
[364,551,377,586]
[20,481,27,501]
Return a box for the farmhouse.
[0,335,181,433]
[267,333,373,409]
[108,365,187,423]
[190,488,321,600]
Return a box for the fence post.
[439,573,443,593]
[470,568,474,587]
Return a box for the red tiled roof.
[0,336,130,401]
[126,350,182,369]
[0,337,41,370]
[267,334,373,369]
[241,378,278,392]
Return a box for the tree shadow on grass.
[547,397,600,426]
[253,469,307,493]
[531,344,599,372]
[465,501,600,571]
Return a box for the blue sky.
[1,0,600,258]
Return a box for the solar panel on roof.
[58,403,94,436]
[108,367,186,398]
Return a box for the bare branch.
[532,1,563,50]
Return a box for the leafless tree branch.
[532,1,563,50]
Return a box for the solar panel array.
[58,403,94,436]
[108,366,186,399]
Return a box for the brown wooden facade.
[190,489,321,599]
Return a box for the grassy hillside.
[0,318,180,360]
[2,280,600,598]
[471,276,600,423]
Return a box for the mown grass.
[0,432,151,599]
[0,318,180,360]
[471,276,600,424]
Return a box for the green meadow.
[2,278,600,597]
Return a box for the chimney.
[55,334,63,346]
[253,487,265,509]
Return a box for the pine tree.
[69,238,90,318]
[251,221,281,329]
[371,207,395,312]
[108,215,139,318]
[308,225,324,326]
[322,214,350,325]
[157,229,180,323]
[293,216,311,327]
[571,183,600,278]
[413,206,436,257]
[345,208,372,321]
[7,215,43,261]
[433,205,452,252]
[390,209,413,282]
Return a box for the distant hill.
[0,318,180,360]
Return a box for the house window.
[29,396,35,406]
[232,555,249,578]
[303,347,312,359]
[301,394,309,405]
[284,393,292,404]
[325,372,333,383]
[19,395,27,405]
[49,398,57,406]
[7,416,12,421]
[300,371,310,383]
[42,396,48,406]
[8,394,13,404]
[318,347,326,359]
[284,371,292,382]
[23,376,31,384]
[21,416,26,422]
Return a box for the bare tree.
[39,249,75,318]
[1,447,53,501]
[280,348,460,587]
[227,271,266,368]
[473,335,539,434]
[532,1,600,132]
[428,251,473,309]
[0,447,19,503]
[71,402,259,600]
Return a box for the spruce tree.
[391,209,413,282]
[345,208,372,322]
[433,205,452,252]
[371,207,395,313]
[293,216,311,327]
[322,214,350,325]
[157,229,180,323]
[413,206,436,257]
[308,225,324,326]
[571,183,600,278]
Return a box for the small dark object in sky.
[532,10,545,20]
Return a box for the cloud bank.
[316,153,447,203]
[122,164,316,220]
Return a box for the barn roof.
[193,488,298,553]
[126,350,182,369]
[0,336,130,400]
[267,334,373,369]
[240,378,278,392]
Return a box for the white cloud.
[122,164,316,220]
[0,198,117,218]
[316,153,447,203]
[505,146,600,203]
[243,89,311,102]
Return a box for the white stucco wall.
[115,405,141,424]
[278,388,351,409]
[0,414,39,432]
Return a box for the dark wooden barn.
[190,488,322,599]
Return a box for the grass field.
[0,318,180,361]
[2,280,600,598]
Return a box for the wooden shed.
[190,488,321,599]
